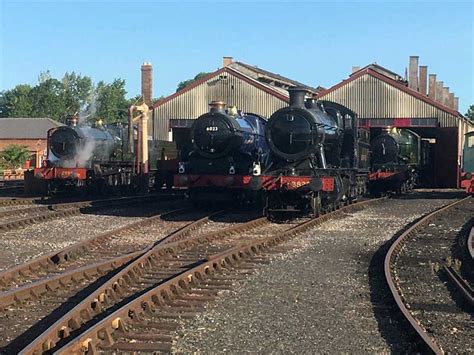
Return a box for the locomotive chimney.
[141,62,153,106]
[408,56,419,91]
[419,65,427,95]
[223,56,233,67]
[428,74,437,99]
[288,87,307,108]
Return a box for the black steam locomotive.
[32,116,165,195]
[368,128,424,194]
[174,101,269,203]
[257,87,370,219]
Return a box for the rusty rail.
[0,194,178,232]
[384,196,472,355]
[20,197,382,354]
[468,227,474,260]
[0,208,193,302]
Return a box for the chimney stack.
[449,92,455,109]
[141,62,153,106]
[436,81,443,102]
[223,56,233,67]
[454,97,459,111]
[352,66,360,73]
[442,87,450,106]
[408,56,419,91]
[428,74,437,99]
[418,65,428,95]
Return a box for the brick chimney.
[141,62,153,106]
[408,56,419,91]
[223,56,233,67]
[418,66,428,95]
[454,97,459,111]
[449,93,455,109]
[442,87,450,106]
[352,66,360,73]
[428,74,437,99]
[436,81,444,102]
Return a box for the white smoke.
[75,139,96,167]
[78,95,97,124]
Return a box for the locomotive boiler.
[48,119,125,168]
[175,101,269,203]
[259,87,370,219]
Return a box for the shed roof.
[316,67,462,118]
[154,66,292,109]
[228,62,324,93]
[0,118,63,139]
[153,60,321,109]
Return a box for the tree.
[95,79,129,123]
[30,78,67,121]
[466,105,474,123]
[0,144,31,169]
[0,84,34,117]
[176,72,210,92]
[61,72,93,117]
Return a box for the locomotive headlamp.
[178,162,185,174]
[229,165,236,175]
[252,162,261,176]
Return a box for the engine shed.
[149,57,323,153]
[316,56,474,188]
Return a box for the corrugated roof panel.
[152,71,288,140]
[319,73,460,127]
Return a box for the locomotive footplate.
[34,167,88,180]
[257,175,335,192]
[173,174,252,188]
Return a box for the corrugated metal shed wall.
[319,74,460,127]
[152,72,287,140]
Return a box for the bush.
[0,144,31,169]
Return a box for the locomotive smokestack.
[141,62,153,106]
[288,87,307,108]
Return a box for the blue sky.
[1,1,473,112]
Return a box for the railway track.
[15,198,380,354]
[0,194,179,232]
[0,209,226,352]
[385,196,473,354]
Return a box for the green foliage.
[0,70,171,124]
[466,105,474,123]
[176,72,211,92]
[0,144,31,169]
[95,79,129,123]
[0,84,34,117]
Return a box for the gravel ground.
[174,191,462,353]
[395,197,473,353]
[0,202,181,271]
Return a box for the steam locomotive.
[368,128,424,195]
[32,116,160,195]
[174,101,269,204]
[256,87,370,219]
